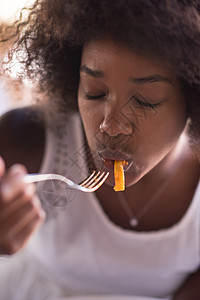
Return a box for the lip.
[99,150,133,172]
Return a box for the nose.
[99,112,133,137]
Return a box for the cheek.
[134,103,187,158]
[78,97,103,143]
[161,102,187,138]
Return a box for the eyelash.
[84,93,106,100]
[84,93,161,110]
[133,95,161,109]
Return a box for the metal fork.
[23,171,109,192]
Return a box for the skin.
[0,107,45,254]
[78,36,188,188]
[78,36,200,228]
[0,36,200,298]
[78,36,200,299]
[0,158,45,254]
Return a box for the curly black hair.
[3,0,200,152]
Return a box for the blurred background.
[0,0,35,23]
[0,0,36,115]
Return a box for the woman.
[0,0,200,299]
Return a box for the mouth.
[99,150,133,172]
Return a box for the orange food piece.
[114,160,125,191]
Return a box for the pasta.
[114,160,125,191]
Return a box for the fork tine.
[81,171,100,188]
[82,172,105,189]
[87,172,109,191]
[79,170,96,186]
[80,171,109,191]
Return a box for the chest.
[96,170,200,232]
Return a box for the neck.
[136,132,188,189]
[95,132,200,231]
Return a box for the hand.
[0,157,46,255]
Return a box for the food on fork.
[114,160,125,191]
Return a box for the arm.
[0,106,46,255]
[173,267,200,300]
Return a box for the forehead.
[81,36,176,80]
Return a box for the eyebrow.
[80,65,103,77]
[80,65,173,85]
[130,75,172,85]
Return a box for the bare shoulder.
[0,106,45,173]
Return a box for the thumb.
[0,156,5,178]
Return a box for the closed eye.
[85,93,106,100]
[134,95,161,109]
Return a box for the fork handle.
[23,174,56,184]
[23,173,87,191]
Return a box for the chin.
[89,148,146,188]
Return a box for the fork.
[23,171,109,192]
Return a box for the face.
[78,36,187,187]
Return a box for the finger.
[5,211,45,254]
[5,195,45,240]
[0,183,36,223]
[0,156,5,178]
[7,163,27,179]
[1,168,28,203]
[0,191,45,234]
[0,192,45,255]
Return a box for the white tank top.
[1,112,200,300]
